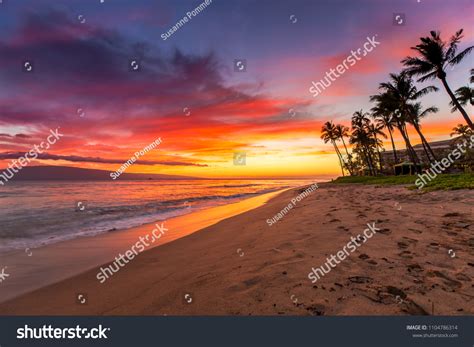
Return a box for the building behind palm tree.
[380,136,472,173]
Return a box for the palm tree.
[450,86,473,112]
[402,29,474,128]
[470,68,474,84]
[407,103,439,162]
[334,124,353,175]
[321,121,345,176]
[373,73,438,171]
[351,109,371,129]
[371,105,399,163]
[367,122,387,171]
[351,110,377,175]
[450,124,473,165]
[450,123,473,140]
[371,93,409,156]
[349,127,370,175]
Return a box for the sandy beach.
[0,183,473,315]
[0,188,286,303]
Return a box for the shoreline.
[0,187,291,304]
[0,182,472,315]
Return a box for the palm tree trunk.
[340,138,353,175]
[364,145,376,176]
[411,123,434,163]
[440,76,474,129]
[361,147,372,176]
[404,127,420,165]
[400,108,422,170]
[332,141,345,176]
[420,140,432,163]
[373,133,383,171]
[396,121,421,173]
[377,147,383,171]
[387,127,398,163]
[369,149,378,175]
[416,125,437,162]
[341,138,350,156]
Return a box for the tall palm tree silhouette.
[402,29,474,128]
[367,122,386,171]
[334,124,353,175]
[351,110,377,175]
[320,121,345,176]
[407,103,439,162]
[371,104,398,163]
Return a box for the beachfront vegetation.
[322,29,473,177]
[332,173,474,191]
[450,124,473,139]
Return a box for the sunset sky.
[0,0,472,178]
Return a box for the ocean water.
[0,179,323,253]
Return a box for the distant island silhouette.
[1,166,202,181]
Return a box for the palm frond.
[449,45,474,65]
[417,70,438,83]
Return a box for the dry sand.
[0,183,473,315]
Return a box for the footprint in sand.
[427,242,440,250]
[305,303,325,316]
[430,271,463,289]
[243,276,263,288]
[467,238,474,248]
[348,276,373,284]
[402,236,418,243]
[398,250,413,259]
[443,212,461,217]
[406,264,423,275]
[397,237,418,249]
[397,241,409,249]
[402,300,429,315]
[414,219,428,225]
[381,257,394,264]
[453,222,470,229]
[377,228,391,235]
[455,273,471,282]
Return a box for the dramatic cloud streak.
[0,152,207,166]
